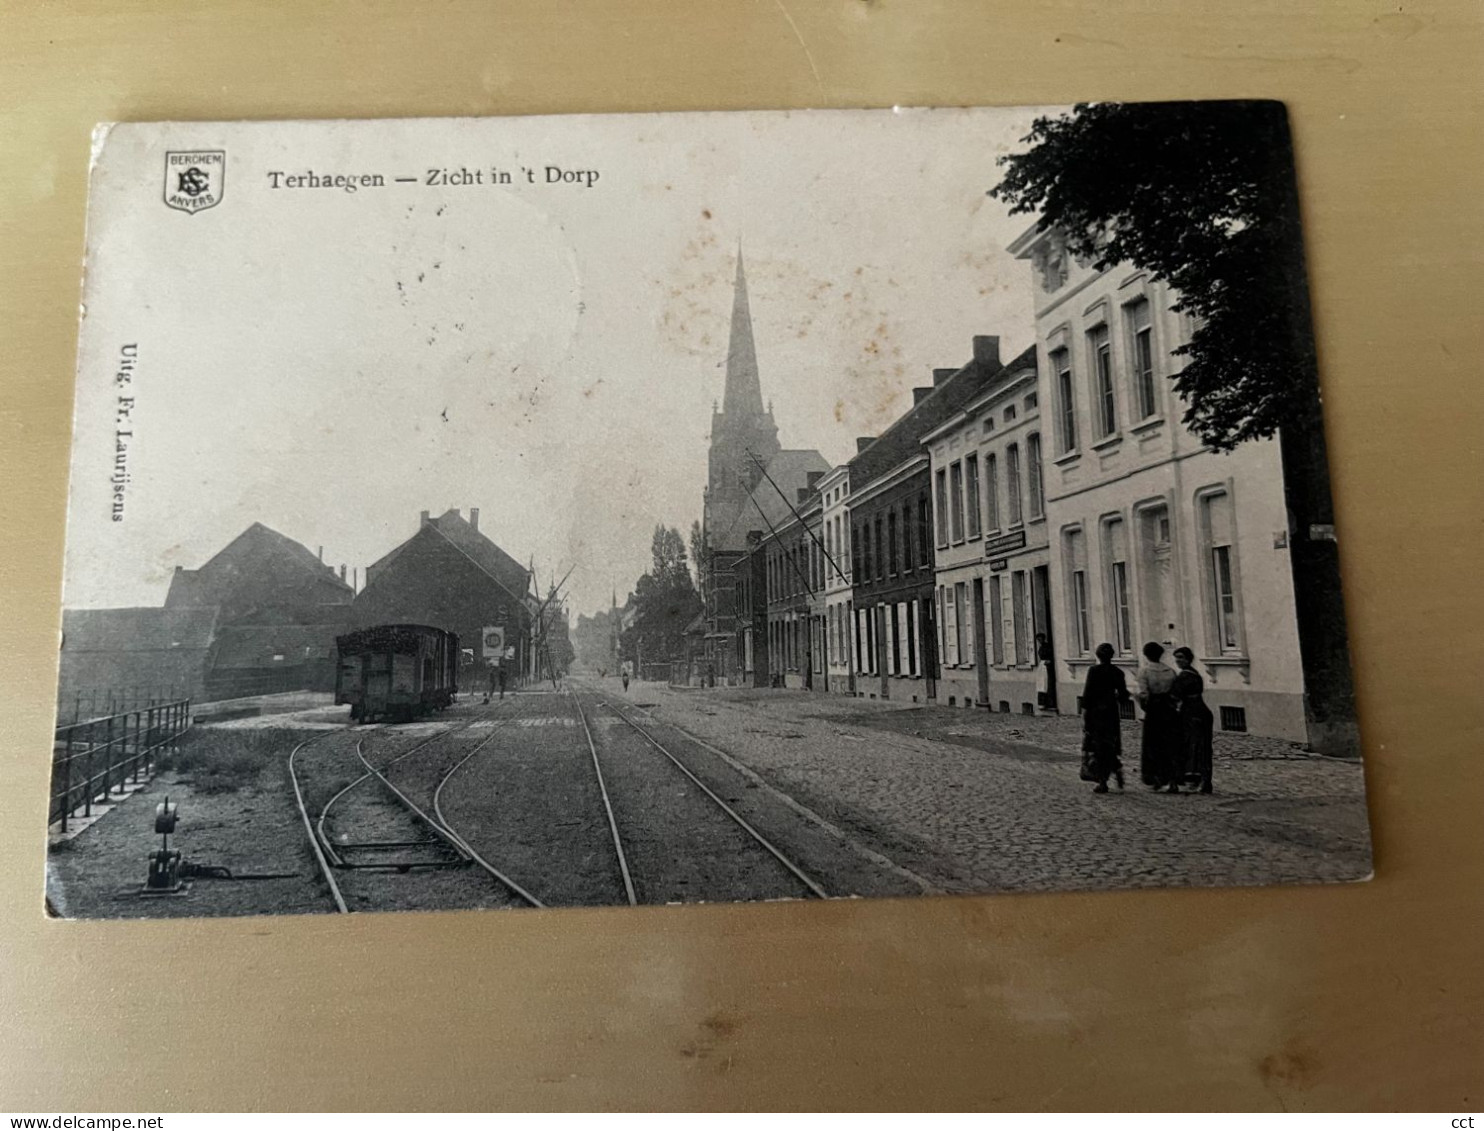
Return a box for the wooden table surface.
[1,0,1480,1111]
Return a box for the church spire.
[722,247,765,418]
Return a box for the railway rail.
[571,682,831,903]
[289,697,545,913]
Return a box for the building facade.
[818,465,854,695]
[846,336,1011,702]
[353,508,534,684]
[923,348,1050,713]
[1009,224,1307,742]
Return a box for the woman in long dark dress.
[1080,642,1129,793]
[1171,646,1215,794]
[1135,641,1180,792]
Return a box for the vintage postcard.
[46,103,1371,918]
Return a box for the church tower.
[703,249,781,552]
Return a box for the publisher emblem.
[163,150,225,214]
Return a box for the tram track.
[289,695,544,913]
[571,682,831,904]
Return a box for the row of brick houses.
[699,227,1324,748]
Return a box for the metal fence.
[58,685,187,726]
[49,699,192,832]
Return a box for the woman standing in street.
[1136,641,1181,792]
[1171,646,1215,794]
[1080,642,1129,793]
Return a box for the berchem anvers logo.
[163,150,225,214]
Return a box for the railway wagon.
[335,624,459,723]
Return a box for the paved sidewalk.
[623,680,1373,896]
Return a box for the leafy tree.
[689,519,710,614]
[990,100,1314,450]
[990,101,1356,754]
[622,525,702,664]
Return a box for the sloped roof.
[170,522,353,603]
[850,343,1034,485]
[210,624,341,669]
[367,510,531,605]
[61,607,220,654]
[714,449,831,551]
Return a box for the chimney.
[419,510,430,528]
[856,436,876,454]
[317,545,323,561]
[353,567,358,594]
[972,335,1001,368]
[806,471,824,489]
[912,386,934,405]
[469,507,480,532]
[933,368,958,387]
[340,564,347,582]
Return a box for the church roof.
[722,249,765,418]
[713,449,831,551]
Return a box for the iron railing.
[50,699,192,832]
[58,685,186,726]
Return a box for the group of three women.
[1079,641,1215,795]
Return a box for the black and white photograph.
[45,102,1372,919]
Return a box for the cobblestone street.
[617,679,1374,896]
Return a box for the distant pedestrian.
[1135,641,1181,793]
[1034,633,1056,710]
[1079,642,1129,793]
[484,668,495,704]
[1171,647,1215,794]
[622,668,630,693]
[498,664,507,700]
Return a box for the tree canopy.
[622,525,702,663]
[989,100,1318,451]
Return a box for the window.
[851,523,861,582]
[1027,432,1045,519]
[1126,298,1157,420]
[985,454,1000,531]
[1053,347,1076,453]
[953,582,968,666]
[1004,405,1017,422]
[949,462,965,542]
[886,605,900,676]
[874,517,884,582]
[965,453,981,538]
[936,588,947,670]
[887,511,898,576]
[988,575,1005,664]
[902,503,915,572]
[1089,324,1117,437]
[895,603,909,675]
[1011,571,1031,665]
[1007,443,1023,525]
[1025,391,1038,411]
[918,494,932,566]
[1105,517,1132,654]
[1202,491,1242,653]
[1065,528,1091,656]
[982,414,995,434]
[861,519,872,581]
[934,469,949,548]
[906,600,919,676]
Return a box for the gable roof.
[367,510,531,607]
[714,449,831,551]
[62,606,220,654]
[171,522,353,601]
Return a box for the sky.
[65,106,1054,621]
